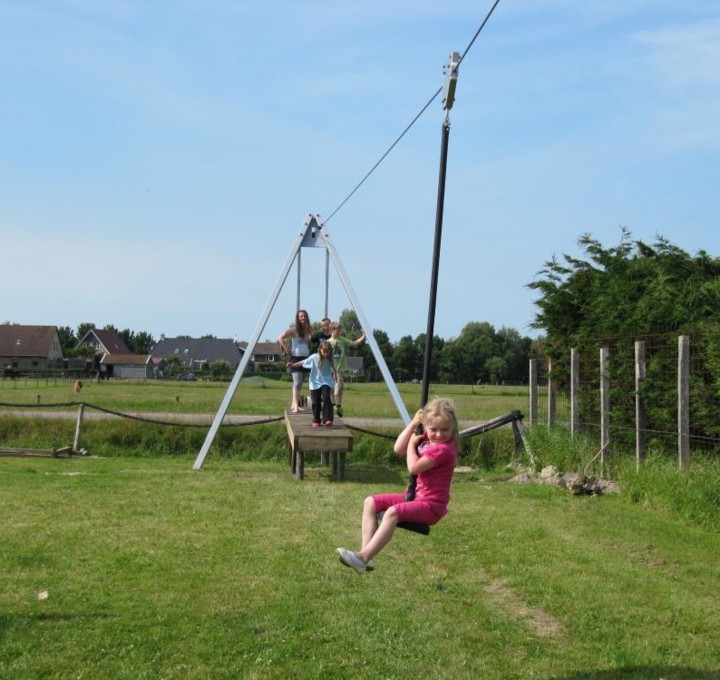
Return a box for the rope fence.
[1,399,528,459]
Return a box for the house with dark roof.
[237,341,283,364]
[345,356,365,378]
[75,329,156,379]
[76,328,130,355]
[0,324,64,373]
[150,336,243,372]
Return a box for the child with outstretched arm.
[287,341,338,427]
[336,397,459,573]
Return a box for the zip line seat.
[377,510,430,535]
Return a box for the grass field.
[3,378,720,678]
[0,378,528,466]
[2,454,720,679]
[0,375,527,422]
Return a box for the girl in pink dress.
[336,397,459,574]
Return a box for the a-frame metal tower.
[193,213,410,469]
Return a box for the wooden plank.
[284,410,352,480]
[284,411,352,452]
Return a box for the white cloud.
[632,18,720,86]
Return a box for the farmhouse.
[237,341,283,365]
[151,336,243,372]
[344,356,365,378]
[0,324,64,373]
[76,328,131,355]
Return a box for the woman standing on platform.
[278,309,312,413]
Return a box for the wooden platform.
[284,410,353,480]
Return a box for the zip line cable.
[457,0,502,68]
[323,91,440,223]
[323,0,502,225]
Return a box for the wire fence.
[530,328,720,465]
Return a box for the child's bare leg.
[358,506,398,563]
[361,496,379,549]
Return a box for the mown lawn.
[2,455,719,680]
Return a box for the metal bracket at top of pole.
[441,51,460,111]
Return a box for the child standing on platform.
[287,341,338,427]
[328,322,365,418]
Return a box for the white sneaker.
[335,548,366,574]
[365,559,376,572]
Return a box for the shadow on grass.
[554,667,720,680]
[303,464,406,486]
[345,464,406,485]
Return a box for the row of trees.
[527,229,720,364]
[527,230,720,451]
[54,317,537,385]
[333,310,535,385]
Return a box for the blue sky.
[2,1,718,345]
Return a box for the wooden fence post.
[547,359,556,427]
[600,347,610,474]
[678,335,690,469]
[73,404,85,453]
[635,340,646,471]
[529,358,538,427]
[570,348,579,438]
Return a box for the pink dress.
[372,436,457,525]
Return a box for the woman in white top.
[278,309,312,413]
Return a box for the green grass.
[0,376,527,421]
[2,381,720,677]
[2,455,719,679]
[525,426,720,534]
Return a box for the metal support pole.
[324,249,330,318]
[420,51,459,408]
[409,52,459,501]
[420,113,451,407]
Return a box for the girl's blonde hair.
[422,397,459,445]
[318,340,334,371]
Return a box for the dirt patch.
[484,578,566,638]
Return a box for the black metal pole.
[405,52,458,502]
[420,114,451,408]
[405,113,452,503]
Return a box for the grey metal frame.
[193,214,409,470]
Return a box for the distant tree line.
[334,310,535,385]
[55,317,537,385]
